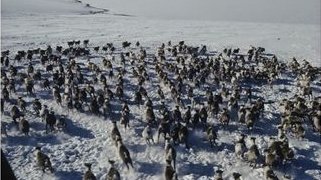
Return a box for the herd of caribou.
[1,39,321,180]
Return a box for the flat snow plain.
[1,0,321,180]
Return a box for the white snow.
[1,0,321,180]
[1,0,99,16]
[78,0,321,24]
[1,0,320,66]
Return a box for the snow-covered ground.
[1,0,321,180]
[2,0,320,66]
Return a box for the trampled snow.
[1,0,321,180]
